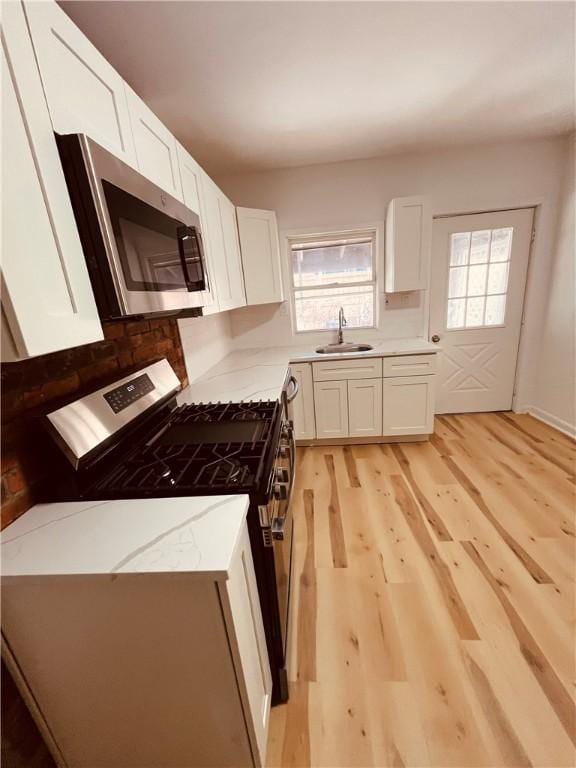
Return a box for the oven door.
[270,420,296,661]
[270,492,294,663]
[79,135,207,316]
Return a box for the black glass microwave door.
[103,179,187,292]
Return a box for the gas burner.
[198,447,250,487]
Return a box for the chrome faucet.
[337,306,347,344]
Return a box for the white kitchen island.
[1,496,271,768]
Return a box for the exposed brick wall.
[0,317,188,530]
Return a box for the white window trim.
[281,223,383,335]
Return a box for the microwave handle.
[177,226,206,292]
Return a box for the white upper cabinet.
[1,1,103,361]
[176,143,218,313]
[236,208,283,305]
[203,178,246,312]
[385,196,432,292]
[23,0,136,166]
[126,87,183,200]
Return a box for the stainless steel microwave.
[57,133,206,320]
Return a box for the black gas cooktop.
[93,401,280,497]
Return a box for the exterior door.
[430,209,533,413]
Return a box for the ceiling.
[60,1,575,176]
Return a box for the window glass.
[446,227,513,329]
[291,233,376,332]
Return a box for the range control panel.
[103,374,155,414]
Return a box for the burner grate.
[97,441,269,495]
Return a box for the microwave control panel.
[104,374,155,414]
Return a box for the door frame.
[425,202,539,413]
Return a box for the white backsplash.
[228,294,425,350]
[178,312,234,383]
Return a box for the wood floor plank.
[462,541,576,745]
[389,583,494,767]
[324,454,348,568]
[268,414,575,768]
[391,445,454,541]
[389,473,480,640]
[296,489,317,682]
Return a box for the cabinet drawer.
[313,357,382,381]
[383,354,436,377]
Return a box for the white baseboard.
[525,406,576,440]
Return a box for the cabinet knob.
[431,334,441,343]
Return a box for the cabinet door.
[126,87,183,200]
[382,375,435,436]
[176,144,218,313]
[23,0,136,166]
[314,380,349,439]
[348,378,383,437]
[203,179,246,312]
[220,196,247,310]
[289,364,316,440]
[236,208,283,305]
[1,1,103,360]
[220,524,272,768]
[385,196,431,292]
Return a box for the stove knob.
[281,423,294,440]
[275,468,289,483]
[278,445,290,458]
[273,483,288,501]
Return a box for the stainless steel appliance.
[43,359,296,704]
[57,134,207,320]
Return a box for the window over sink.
[289,230,377,332]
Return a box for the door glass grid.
[447,227,513,329]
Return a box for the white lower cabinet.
[314,380,349,439]
[302,354,436,441]
[1,1,103,360]
[382,374,435,436]
[289,364,316,440]
[348,378,383,437]
[2,521,271,768]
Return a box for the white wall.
[178,312,233,383]
[530,135,575,436]
[218,136,569,410]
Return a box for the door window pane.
[470,230,491,264]
[448,266,467,297]
[487,262,509,294]
[466,296,485,327]
[485,294,506,325]
[490,228,513,262]
[447,298,466,329]
[468,264,488,295]
[446,226,513,329]
[450,232,470,265]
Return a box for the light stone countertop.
[178,338,438,405]
[1,495,249,581]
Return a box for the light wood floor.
[268,412,576,768]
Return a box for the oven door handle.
[286,375,299,404]
[177,225,206,292]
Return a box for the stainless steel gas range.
[42,359,296,704]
